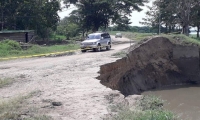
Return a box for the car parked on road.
[115,33,122,38]
[80,32,112,52]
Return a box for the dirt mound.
[97,37,200,96]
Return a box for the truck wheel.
[106,43,111,50]
[81,50,86,52]
[95,45,101,52]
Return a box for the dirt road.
[0,36,131,120]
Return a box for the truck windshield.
[87,34,101,40]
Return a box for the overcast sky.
[58,1,153,27]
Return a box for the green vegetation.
[50,34,66,41]
[63,0,147,32]
[110,26,157,33]
[1,0,60,39]
[140,0,200,36]
[1,32,200,59]
[0,40,79,58]
[112,51,127,58]
[0,90,52,120]
[2,0,200,40]
[106,95,177,120]
[0,78,13,88]
[161,34,200,46]
[109,31,155,41]
[111,31,200,46]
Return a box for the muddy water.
[143,85,200,120]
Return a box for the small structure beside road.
[0,30,34,43]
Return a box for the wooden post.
[1,6,3,31]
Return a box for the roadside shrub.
[0,40,22,57]
[0,40,22,50]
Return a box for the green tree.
[0,0,61,39]
[168,0,198,36]
[56,16,81,39]
[142,0,200,36]
[139,4,159,33]
[63,0,148,32]
[114,16,131,31]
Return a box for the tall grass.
[19,44,79,55]
[0,39,79,58]
[161,34,200,46]
[0,90,52,120]
[0,78,13,88]
[106,95,177,120]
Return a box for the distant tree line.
[110,25,158,33]
[140,0,200,37]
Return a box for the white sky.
[58,1,153,27]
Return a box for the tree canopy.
[63,0,148,32]
[0,0,61,39]
[140,0,200,36]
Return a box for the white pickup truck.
[80,32,112,52]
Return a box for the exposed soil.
[0,36,134,120]
[97,36,200,96]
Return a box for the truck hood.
[82,39,100,43]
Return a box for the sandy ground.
[0,36,132,120]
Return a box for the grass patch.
[112,51,127,58]
[110,31,200,47]
[0,78,13,88]
[0,90,52,120]
[50,34,66,41]
[0,39,79,58]
[19,44,79,55]
[161,34,200,46]
[106,95,177,120]
[109,31,154,41]
[123,32,154,41]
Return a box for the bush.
[0,40,22,57]
[0,40,22,50]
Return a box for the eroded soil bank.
[97,37,200,96]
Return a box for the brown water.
[143,85,200,120]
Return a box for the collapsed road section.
[97,37,200,96]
